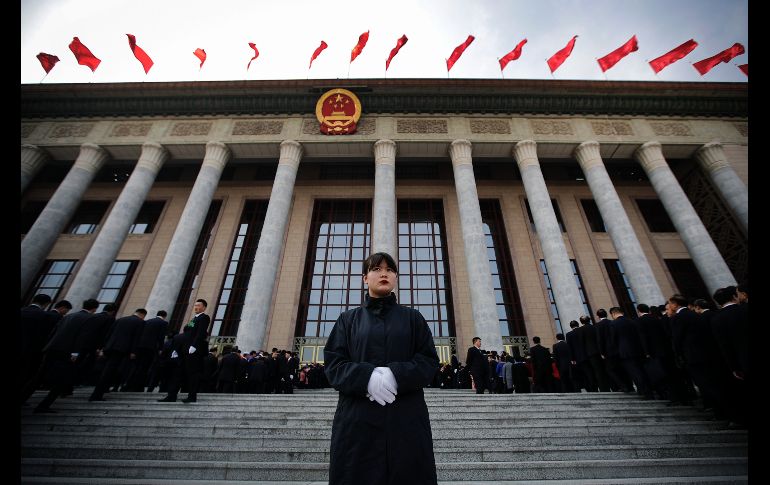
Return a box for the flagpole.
[347,63,351,79]
[39,73,48,83]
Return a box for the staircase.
[20,388,748,484]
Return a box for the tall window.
[170,201,222,331]
[636,199,676,232]
[297,200,371,338]
[24,260,77,306]
[524,198,566,232]
[397,200,454,338]
[66,201,110,234]
[211,200,269,336]
[97,261,137,312]
[540,259,593,333]
[604,259,637,317]
[128,201,165,234]
[480,199,526,337]
[664,259,710,301]
[580,199,606,232]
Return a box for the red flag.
[36,52,59,74]
[350,31,369,63]
[193,48,207,69]
[738,64,748,76]
[692,43,745,75]
[648,39,698,74]
[547,35,577,73]
[247,42,260,70]
[385,34,408,71]
[499,38,527,71]
[309,40,328,69]
[446,35,475,72]
[68,37,101,72]
[126,34,154,74]
[597,35,638,72]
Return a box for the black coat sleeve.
[323,313,376,397]
[388,311,440,394]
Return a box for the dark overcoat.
[324,293,439,485]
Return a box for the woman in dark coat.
[324,252,440,485]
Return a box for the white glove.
[375,367,398,395]
[188,346,196,354]
[171,350,179,359]
[366,369,396,406]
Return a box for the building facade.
[21,79,748,362]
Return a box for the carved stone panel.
[232,120,284,136]
[302,119,318,135]
[649,121,692,136]
[396,119,448,134]
[355,118,376,135]
[49,123,95,138]
[21,124,38,138]
[110,123,152,137]
[733,122,748,137]
[170,122,212,136]
[302,118,375,135]
[591,120,633,136]
[470,119,511,134]
[530,119,574,135]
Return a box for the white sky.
[21,0,748,84]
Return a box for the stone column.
[145,142,231,318]
[372,139,397,259]
[449,139,503,353]
[21,144,49,193]
[236,141,303,352]
[694,142,748,234]
[575,141,665,306]
[513,140,585,326]
[64,143,169,308]
[21,143,109,297]
[634,141,736,294]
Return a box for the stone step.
[21,442,748,462]
[20,457,748,481]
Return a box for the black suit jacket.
[578,323,600,358]
[465,346,488,374]
[552,340,572,368]
[74,311,115,352]
[613,315,645,359]
[103,314,144,354]
[635,313,671,358]
[566,329,584,362]
[137,317,169,351]
[183,313,210,351]
[594,318,618,357]
[42,309,93,354]
[529,344,552,373]
[711,303,749,375]
[670,307,698,359]
[20,304,60,355]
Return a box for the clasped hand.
[366,366,398,406]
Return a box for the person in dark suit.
[201,347,219,393]
[89,308,147,401]
[124,310,169,391]
[180,299,210,403]
[465,337,489,394]
[158,330,192,401]
[73,303,117,386]
[635,303,674,400]
[578,315,610,392]
[22,298,99,412]
[565,320,586,391]
[20,294,55,392]
[552,333,574,392]
[666,295,697,406]
[595,308,631,392]
[610,307,653,399]
[529,336,554,393]
[711,286,749,428]
[216,345,240,393]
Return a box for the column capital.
[694,141,730,173]
[279,140,303,169]
[634,141,667,172]
[202,141,231,170]
[136,142,169,173]
[512,140,539,169]
[574,141,603,170]
[73,143,110,173]
[374,139,397,166]
[21,144,49,171]
[449,139,472,167]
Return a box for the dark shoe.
[33,407,56,413]
[157,396,176,402]
[181,397,197,403]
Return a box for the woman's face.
[363,263,397,297]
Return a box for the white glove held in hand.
[188,346,196,354]
[366,368,396,406]
[374,367,398,395]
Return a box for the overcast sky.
[21,0,748,84]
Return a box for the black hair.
[596,309,607,318]
[636,303,650,313]
[31,294,52,305]
[362,252,398,275]
[713,286,738,306]
[157,310,168,318]
[82,298,100,310]
[555,333,564,340]
[54,300,73,310]
[195,298,208,308]
[609,306,623,316]
[532,336,541,344]
[668,294,688,308]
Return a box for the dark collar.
[364,293,397,316]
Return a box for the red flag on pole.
[738,64,748,76]
[547,35,577,73]
[597,35,638,72]
[648,39,698,74]
[499,38,527,71]
[36,52,60,74]
[385,34,408,71]
[68,37,101,72]
[350,31,369,63]
[446,35,475,72]
[309,41,328,69]
[692,43,745,75]
[193,48,207,69]
[247,43,260,70]
[126,34,154,74]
